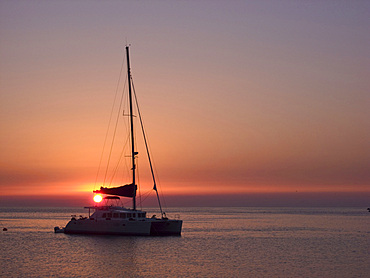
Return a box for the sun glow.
[93,194,103,203]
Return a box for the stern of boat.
[150,219,182,236]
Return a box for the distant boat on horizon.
[55,46,182,236]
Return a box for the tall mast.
[126,46,136,210]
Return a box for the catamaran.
[55,46,182,236]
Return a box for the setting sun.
[93,194,103,203]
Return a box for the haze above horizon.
[0,1,369,207]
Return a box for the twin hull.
[64,218,182,236]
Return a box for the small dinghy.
[54,226,65,233]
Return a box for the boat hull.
[150,219,183,236]
[64,219,152,236]
[63,218,182,236]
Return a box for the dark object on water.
[3,228,7,231]
[367,208,370,212]
[54,226,65,233]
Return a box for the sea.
[0,207,369,278]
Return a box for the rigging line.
[154,166,168,210]
[131,77,164,215]
[107,96,132,186]
[107,72,132,187]
[94,50,127,189]
[110,93,132,186]
[143,137,167,210]
[103,72,128,186]
[108,132,130,187]
[137,190,153,207]
[131,77,156,187]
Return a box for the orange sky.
[0,1,369,206]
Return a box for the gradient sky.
[1,1,369,206]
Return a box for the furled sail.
[94,184,136,198]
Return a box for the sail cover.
[94,184,136,198]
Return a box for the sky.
[0,1,369,207]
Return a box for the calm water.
[1,207,369,277]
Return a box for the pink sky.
[0,1,369,206]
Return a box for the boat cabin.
[98,211,147,220]
[82,206,147,221]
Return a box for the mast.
[126,45,136,210]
